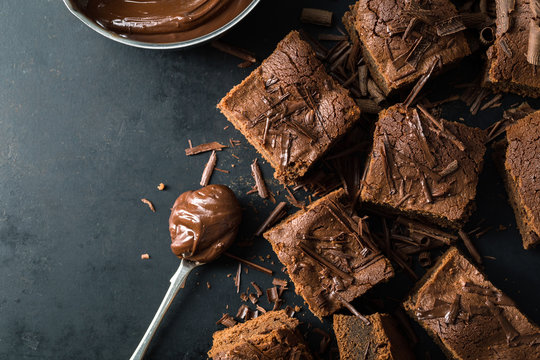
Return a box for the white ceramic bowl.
[63,0,261,50]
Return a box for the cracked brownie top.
[360,104,486,228]
[264,189,394,318]
[218,31,361,185]
[344,0,470,94]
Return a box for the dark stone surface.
[0,1,539,359]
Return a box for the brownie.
[208,310,313,359]
[404,247,540,359]
[360,104,486,228]
[333,313,414,360]
[485,0,540,97]
[264,188,394,318]
[502,110,540,249]
[343,0,470,95]
[218,31,361,185]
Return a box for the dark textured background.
[1,1,540,359]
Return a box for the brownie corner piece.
[208,310,313,359]
[360,104,486,228]
[503,109,540,249]
[263,188,394,318]
[343,0,470,95]
[404,247,540,359]
[217,30,361,185]
[333,313,415,360]
[486,0,540,98]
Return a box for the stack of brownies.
[208,0,540,358]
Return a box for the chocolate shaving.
[298,242,355,283]
[458,229,483,264]
[480,94,503,111]
[284,305,296,317]
[367,79,386,104]
[527,0,540,65]
[256,305,267,314]
[500,38,513,57]
[397,216,457,244]
[251,158,269,199]
[439,160,459,177]
[216,313,237,327]
[211,40,256,63]
[445,294,461,324]
[486,299,520,344]
[236,304,251,320]
[300,8,333,27]
[406,37,432,69]
[380,139,396,195]
[185,141,227,156]
[272,278,288,287]
[225,253,273,276]
[255,202,287,236]
[418,251,432,267]
[355,99,382,114]
[417,105,466,151]
[318,33,348,41]
[280,132,293,168]
[200,150,217,187]
[266,286,279,303]
[262,117,270,145]
[495,0,512,35]
[419,172,433,204]
[140,198,155,212]
[411,108,436,168]
[235,263,242,293]
[251,281,263,297]
[435,16,466,36]
[331,291,370,324]
[403,57,438,108]
[358,65,368,96]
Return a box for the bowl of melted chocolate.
[63,0,259,49]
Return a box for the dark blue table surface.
[1,1,540,359]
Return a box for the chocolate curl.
[495,0,512,35]
[527,0,540,65]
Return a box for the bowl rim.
[63,0,261,50]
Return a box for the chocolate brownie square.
[502,110,540,249]
[360,104,486,228]
[343,0,470,95]
[208,310,313,359]
[404,247,540,360]
[485,0,540,97]
[333,313,415,360]
[218,31,361,185]
[264,188,394,319]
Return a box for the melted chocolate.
[169,184,241,263]
[79,0,253,43]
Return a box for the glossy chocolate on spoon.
[169,184,241,263]
[81,0,254,43]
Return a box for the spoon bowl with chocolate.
[63,0,260,49]
[130,185,242,360]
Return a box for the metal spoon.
[129,259,200,360]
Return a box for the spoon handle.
[129,259,199,360]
